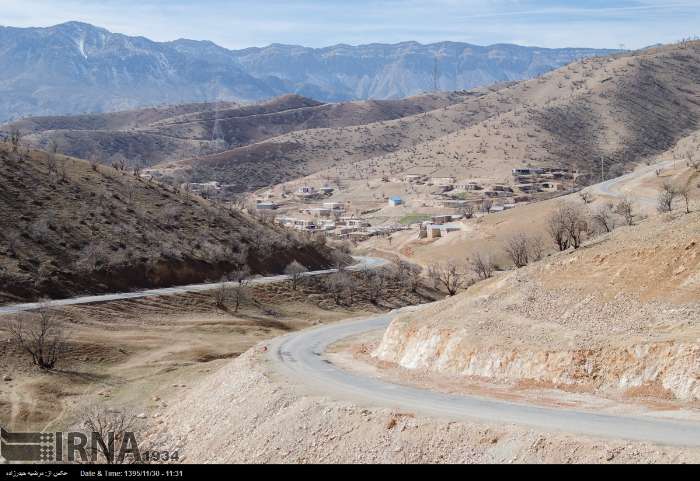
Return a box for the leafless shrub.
[428,261,464,296]
[469,252,495,280]
[362,267,388,304]
[323,271,355,305]
[78,407,146,464]
[504,234,530,268]
[549,203,587,249]
[677,183,691,214]
[229,266,251,313]
[547,207,570,251]
[461,203,475,219]
[396,259,422,292]
[657,181,676,213]
[579,191,594,204]
[529,236,545,261]
[6,304,66,370]
[591,203,616,233]
[284,260,308,290]
[615,198,635,225]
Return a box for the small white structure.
[430,176,456,186]
[255,201,278,210]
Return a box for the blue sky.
[3,0,700,49]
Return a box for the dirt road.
[269,309,700,447]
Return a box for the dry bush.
[428,261,464,296]
[504,234,530,268]
[469,252,495,280]
[6,304,67,370]
[548,202,588,249]
[78,407,148,464]
[677,183,691,214]
[657,181,676,213]
[284,260,308,290]
[591,203,616,233]
[396,259,422,292]
[323,271,355,305]
[615,198,635,225]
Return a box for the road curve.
[0,256,388,315]
[268,307,700,447]
[587,159,675,210]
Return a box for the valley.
[0,26,699,466]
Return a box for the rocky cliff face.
[0,22,618,121]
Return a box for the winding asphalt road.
[0,256,388,315]
[269,307,700,447]
[588,159,675,210]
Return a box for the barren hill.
[374,206,700,402]
[155,41,700,195]
[1,92,465,171]
[0,143,336,304]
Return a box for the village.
[249,165,579,243]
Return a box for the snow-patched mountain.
[0,22,618,121]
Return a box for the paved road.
[0,256,388,315]
[588,159,675,210]
[269,308,700,447]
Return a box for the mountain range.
[0,21,619,121]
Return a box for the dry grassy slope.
[158,41,700,194]
[0,144,335,304]
[1,93,465,172]
[374,210,700,400]
[158,85,514,189]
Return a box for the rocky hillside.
[0,143,336,304]
[0,21,616,121]
[1,92,466,170]
[156,40,700,194]
[374,207,700,402]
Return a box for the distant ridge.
[0,21,619,121]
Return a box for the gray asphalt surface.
[269,308,700,447]
[0,256,388,315]
[588,159,675,209]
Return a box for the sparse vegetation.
[428,261,465,296]
[6,303,67,370]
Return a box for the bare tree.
[396,259,422,293]
[546,206,570,251]
[579,191,594,204]
[7,304,66,370]
[428,261,464,296]
[229,266,250,313]
[284,260,308,290]
[461,203,475,219]
[213,277,231,309]
[79,407,145,464]
[469,252,494,280]
[591,203,616,233]
[363,268,387,304]
[677,183,691,214]
[504,234,530,268]
[529,236,545,261]
[553,203,587,249]
[323,271,354,305]
[657,181,676,213]
[614,198,635,226]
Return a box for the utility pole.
[600,156,605,182]
[433,56,439,92]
